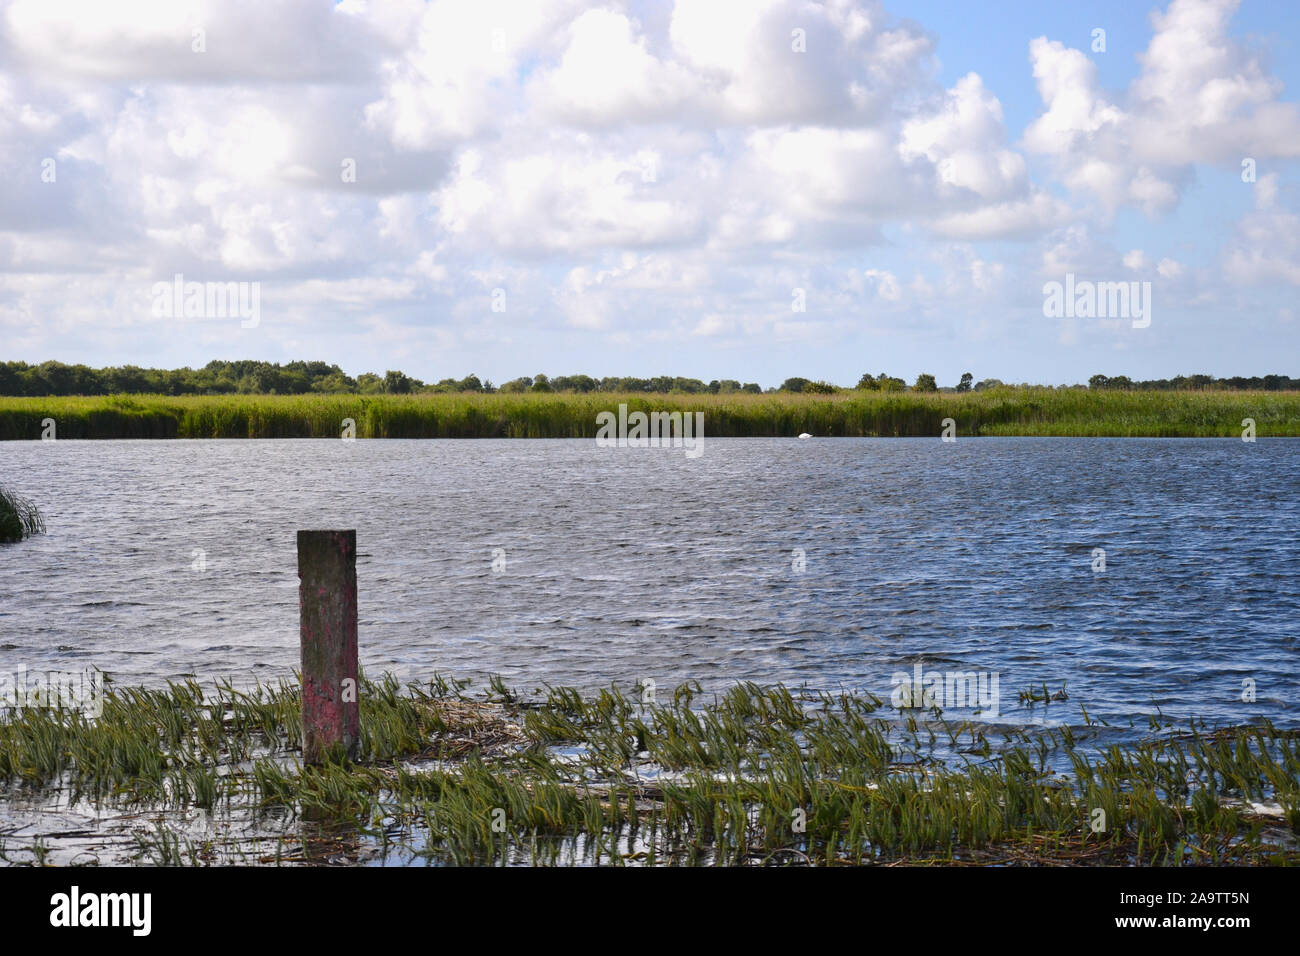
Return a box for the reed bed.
[0,486,44,542]
[0,389,1297,439]
[1,673,1296,866]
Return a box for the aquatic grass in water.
[0,486,44,542]
[0,673,1297,865]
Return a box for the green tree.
[956,372,973,392]
[382,370,413,394]
[311,372,355,393]
[913,373,938,392]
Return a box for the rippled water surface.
[2,438,1297,732]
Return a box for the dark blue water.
[2,438,1296,734]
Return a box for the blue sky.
[2,0,1298,387]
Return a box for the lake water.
[2,438,1297,736]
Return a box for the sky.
[1,0,1299,388]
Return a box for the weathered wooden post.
[297,530,359,764]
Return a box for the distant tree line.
[0,360,1296,396]
[1086,373,1300,391]
[495,374,764,394]
[0,361,769,396]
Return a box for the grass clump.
[0,487,44,542]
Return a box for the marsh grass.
[1018,682,1070,707]
[0,486,44,542]
[1,673,1297,865]
[1,388,1297,439]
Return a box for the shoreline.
[3,389,1299,440]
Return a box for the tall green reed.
[2,389,1297,439]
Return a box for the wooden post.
[297,530,359,765]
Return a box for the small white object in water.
[798,433,812,439]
